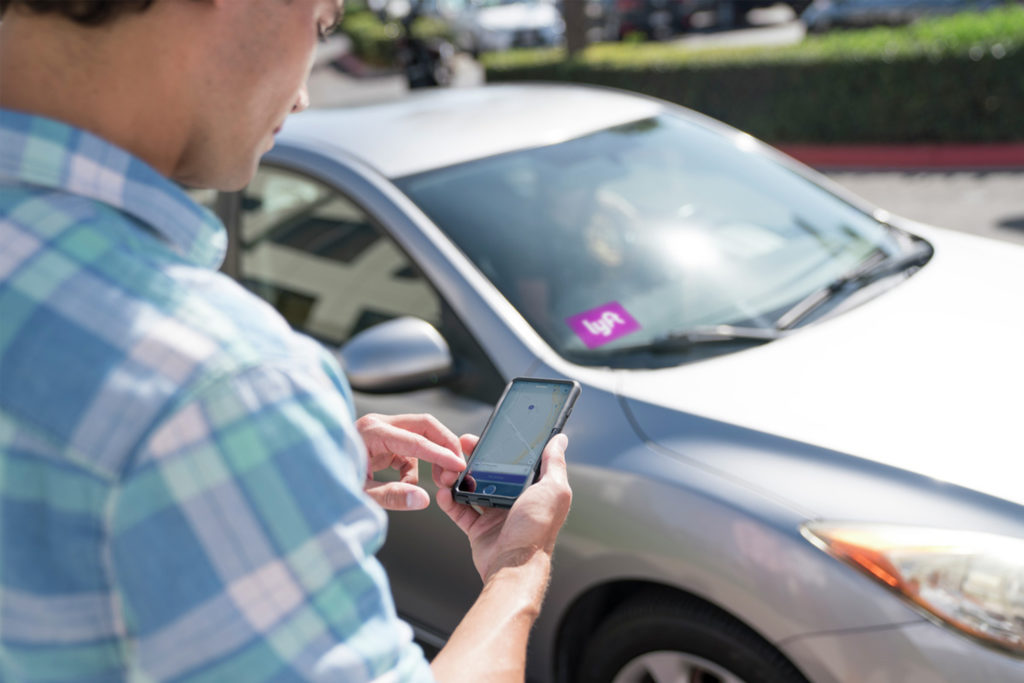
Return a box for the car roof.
[277,84,665,178]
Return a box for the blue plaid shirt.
[0,109,433,682]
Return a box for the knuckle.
[556,485,572,506]
[356,413,382,430]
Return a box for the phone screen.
[457,379,576,499]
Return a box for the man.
[0,1,572,681]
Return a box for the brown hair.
[0,0,156,24]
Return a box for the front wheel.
[576,594,808,683]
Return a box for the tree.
[562,0,587,56]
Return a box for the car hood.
[476,3,562,31]
[619,224,1024,507]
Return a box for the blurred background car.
[713,0,813,27]
[601,0,713,40]
[433,0,565,53]
[201,84,1024,682]
[801,0,1008,32]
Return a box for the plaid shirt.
[0,109,433,682]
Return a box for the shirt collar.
[0,108,227,270]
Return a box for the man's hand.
[431,433,572,681]
[356,413,465,511]
[436,433,572,583]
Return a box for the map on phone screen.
[464,381,572,492]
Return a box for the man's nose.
[292,86,310,114]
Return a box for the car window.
[397,113,905,368]
[238,166,442,344]
[186,188,219,212]
[237,165,504,403]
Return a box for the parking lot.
[826,170,1024,246]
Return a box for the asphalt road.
[825,171,1024,247]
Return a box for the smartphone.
[453,377,581,509]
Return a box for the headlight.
[802,522,1024,656]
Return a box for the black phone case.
[452,377,580,509]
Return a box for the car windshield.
[396,113,905,368]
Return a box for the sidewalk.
[308,35,484,109]
[308,35,406,108]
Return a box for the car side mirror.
[338,316,454,393]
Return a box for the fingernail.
[406,492,417,509]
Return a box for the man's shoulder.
[0,186,341,478]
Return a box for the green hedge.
[340,10,402,65]
[482,7,1024,144]
[340,4,454,67]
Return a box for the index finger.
[390,413,463,457]
[389,431,465,473]
[378,414,466,472]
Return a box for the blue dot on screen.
[528,405,535,410]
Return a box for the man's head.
[0,0,343,191]
[170,0,344,190]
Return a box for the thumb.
[538,433,568,482]
[365,481,431,511]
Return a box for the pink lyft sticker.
[566,301,641,349]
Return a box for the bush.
[482,7,1024,144]
[340,10,402,65]
[340,6,455,67]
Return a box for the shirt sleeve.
[109,361,435,682]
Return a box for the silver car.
[206,84,1024,682]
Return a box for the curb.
[776,143,1024,171]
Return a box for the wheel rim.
[611,650,748,683]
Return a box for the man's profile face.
[177,0,343,191]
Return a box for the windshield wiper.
[573,243,931,360]
[774,243,933,331]
[602,324,783,355]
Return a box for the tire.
[576,594,808,683]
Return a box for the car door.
[220,162,506,645]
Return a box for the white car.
[205,84,1024,682]
[437,0,565,52]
